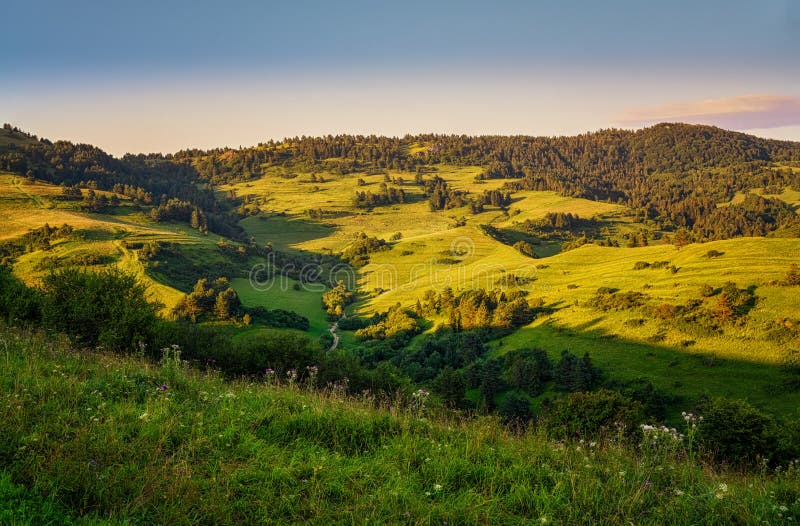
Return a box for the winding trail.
[328,321,340,351]
[327,312,346,352]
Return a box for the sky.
[1,0,799,156]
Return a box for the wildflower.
[433,484,443,491]
[139,412,149,420]
[265,368,275,375]
[159,384,168,391]
[645,481,652,487]
[714,482,728,499]
[674,489,684,496]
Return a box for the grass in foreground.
[1,325,799,525]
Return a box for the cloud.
[614,94,800,130]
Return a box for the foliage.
[0,266,42,323]
[779,264,800,286]
[696,397,784,466]
[419,288,534,331]
[340,232,389,267]
[40,267,160,351]
[0,223,74,265]
[498,392,533,430]
[3,326,800,524]
[544,389,644,440]
[503,348,553,396]
[353,183,406,208]
[588,289,649,311]
[354,305,421,341]
[553,351,601,392]
[322,280,354,316]
[171,277,242,322]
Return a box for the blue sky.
[2,0,798,154]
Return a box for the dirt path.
[327,311,347,352]
[328,320,340,351]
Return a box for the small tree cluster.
[172,277,242,322]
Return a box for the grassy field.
[1,324,798,525]
[224,166,800,415]
[0,172,232,313]
[231,276,329,337]
[4,164,800,417]
[359,231,800,416]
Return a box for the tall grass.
[1,324,798,524]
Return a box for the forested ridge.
[2,123,800,240]
[174,123,800,239]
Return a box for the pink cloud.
[615,94,800,130]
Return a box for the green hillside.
[1,325,798,525]
[2,124,800,524]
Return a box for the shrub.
[699,284,715,297]
[355,306,421,341]
[652,302,679,320]
[588,290,647,311]
[212,329,321,376]
[543,389,644,440]
[696,397,777,466]
[513,240,537,258]
[779,264,800,286]
[40,268,159,351]
[499,392,534,430]
[0,266,42,323]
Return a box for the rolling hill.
[1,123,799,420]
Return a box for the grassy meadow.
[2,126,800,524]
[1,324,798,525]
[4,162,800,417]
[226,165,800,417]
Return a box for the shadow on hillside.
[503,318,800,418]
[241,214,334,253]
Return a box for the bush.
[0,266,42,323]
[652,302,679,320]
[588,290,647,311]
[40,268,159,351]
[779,264,800,286]
[697,397,777,466]
[210,329,321,376]
[499,392,534,430]
[543,389,644,440]
[699,284,715,297]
